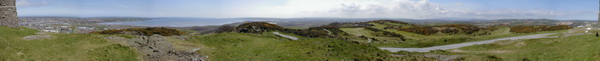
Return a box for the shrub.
[364,27,406,41]
[236,22,285,33]
[398,24,495,35]
[216,25,236,33]
[398,26,439,35]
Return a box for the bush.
[236,22,285,33]
[216,25,236,33]
[398,26,439,35]
[364,27,406,41]
[93,27,185,36]
[398,24,495,35]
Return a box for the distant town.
[19,17,150,33]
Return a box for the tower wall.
[0,0,19,28]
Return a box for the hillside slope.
[0,27,138,61]
[457,34,600,61]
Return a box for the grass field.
[186,32,439,60]
[0,27,139,61]
[343,23,568,48]
[456,34,600,61]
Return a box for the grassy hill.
[186,32,413,60]
[455,34,600,61]
[0,27,138,61]
[338,20,567,48]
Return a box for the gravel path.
[273,32,299,40]
[380,33,557,52]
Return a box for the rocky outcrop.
[107,35,204,61]
[131,35,203,61]
[0,0,19,28]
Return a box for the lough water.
[99,18,245,27]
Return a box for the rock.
[22,35,52,40]
[128,35,204,61]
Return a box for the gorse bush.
[92,27,185,36]
[398,26,439,35]
[364,27,406,41]
[216,25,236,33]
[236,22,285,33]
[398,24,494,35]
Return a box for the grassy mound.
[0,27,138,61]
[345,22,567,47]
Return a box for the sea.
[99,18,247,27]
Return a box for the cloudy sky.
[16,0,599,20]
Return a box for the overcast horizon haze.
[15,0,600,20]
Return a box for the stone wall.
[0,0,19,28]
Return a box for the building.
[0,0,19,28]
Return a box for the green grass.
[187,33,428,60]
[340,28,404,43]
[348,23,568,48]
[0,27,138,61]
[457,34,600,61]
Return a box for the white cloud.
[16,0,50,7]
[264,0,583,19]
[16,0,30,6]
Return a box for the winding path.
[273,32,299,40]
[380,33,557,52]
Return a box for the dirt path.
[379,33,557,52]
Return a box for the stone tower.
[0,0,19,28]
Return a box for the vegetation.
[231,22,345,38]
[457,34,600,61]
[357,21,568,48]
[236,22,285,33]
[188,33,422,60]
[398,24,495,35]
[509,25,572,33]
[0,27,138,61]
[364,27,406,41]
[215,25,236,33]
[368,20,410,25]
[93,27,186,36]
